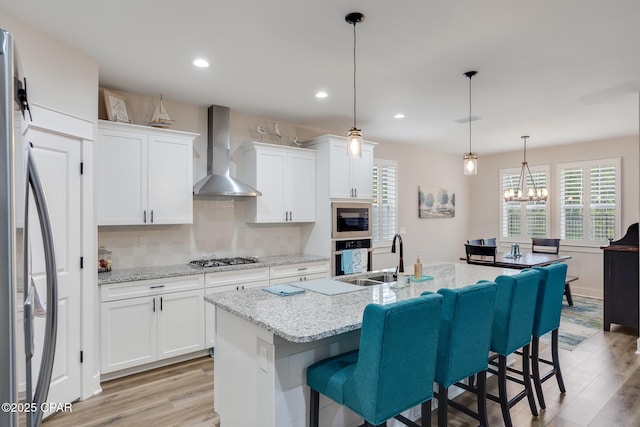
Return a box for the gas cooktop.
[189,257,260,268]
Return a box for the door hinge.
[80,257,84,268]
[80,162,84,174]
[80,351,83,363]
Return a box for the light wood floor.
[43,325,639,427]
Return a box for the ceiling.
[2,0,639,154]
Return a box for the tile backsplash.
[98,199,304,269]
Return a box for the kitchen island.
[205,261,517,427]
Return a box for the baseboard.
[100,350,208,382]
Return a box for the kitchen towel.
[262,284,306,296]
[342,248,368,274]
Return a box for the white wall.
[1,13,98,121]
[372,141,472,271]
[469,136,639,298]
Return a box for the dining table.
[462,251,571,269]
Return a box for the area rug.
[541,295,603,351]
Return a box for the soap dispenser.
[414,255,423,280]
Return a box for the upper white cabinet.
[96,120,198,225]
[242,143,316,223]
[304,135,375,200]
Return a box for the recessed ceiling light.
[315,91,328,98]
[393,113,405,119]
[193,58,210,68]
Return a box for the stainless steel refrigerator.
[1,28,58,427]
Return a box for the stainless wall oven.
[331,202,372,239]
[332,238,373,276]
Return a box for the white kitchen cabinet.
[204,267,270,348]
[96,120,198,225]
[304,135,375,200]
[268,261,330,285]
[100,275,205,374]
[242,143,315,223]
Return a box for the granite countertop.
[97,254,329,285]
[205,261,518,343]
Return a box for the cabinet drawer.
[269,262,329,280]
[101,274,205,302]
[205,267,270,288]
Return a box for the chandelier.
[503,136,548,202]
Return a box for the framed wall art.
[103,89,131,122]
[418,185,455,218]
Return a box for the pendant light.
[463,70,478,175]
[345,12,364,158]
[503,136,548,202]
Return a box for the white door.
[157,290,205,359]
[255,149,287,222]
[350,143,374,200]
[26,128,82,411]
[287,151,315,222]
[329,140,352,199]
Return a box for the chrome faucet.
[391,234,404,273]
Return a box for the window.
[500,165,549,241]
[372,159,397,243]
[557,158,620,245]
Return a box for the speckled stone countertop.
[97,254,329,285]
[205,261,518,343]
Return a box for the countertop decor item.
[345,12,365,158]
[103,89,131,123]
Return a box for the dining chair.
[306,294,443,427]
[531,237,575,306]
[464,244,496,265]
[428,282,497,427]
[467,239,485,245]
[484,270,541,427]
[529,263,568,409]
[484,237,497,246]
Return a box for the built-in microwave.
[331,202,372,239]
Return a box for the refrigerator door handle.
[24,150,58,427]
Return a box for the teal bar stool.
[306,294,443,427]
[485,270,541,427]
[429,282,497,427]
[530,263,568,409]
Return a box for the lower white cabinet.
[204,267,271,348]
[268,261,330,285]
[100,275,205,374]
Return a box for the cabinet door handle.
[150,285,165,289]
[150,210,154,223]
[152,298,156,312]
[143,210,147,223]
[297,267,308,271]
[354,188,357,198]
[160,296,163,311]
[350,189,353,197]
[289,211,292,221]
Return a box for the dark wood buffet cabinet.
[602,223,639,332]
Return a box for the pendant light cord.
[468,73,472,153]
[352,21,357,129]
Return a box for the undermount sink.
[347,273,397,286]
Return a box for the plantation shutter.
[589,164,616,241]
[372,162,397,242]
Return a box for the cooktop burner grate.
[189,257,259,268]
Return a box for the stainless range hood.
[193,105,261,198]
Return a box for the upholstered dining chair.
[529,263,568,409]
[428,282,497,427]
[467,239,484,245]
[484,270,541,427]
[306,294,443,427]
[484,237,497,246]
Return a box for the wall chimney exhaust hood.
[193,105,261,198]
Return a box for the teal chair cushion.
[531,263,568,337]
[431,282,498,388]
[306,294,443,426]
[490,270,541,355]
